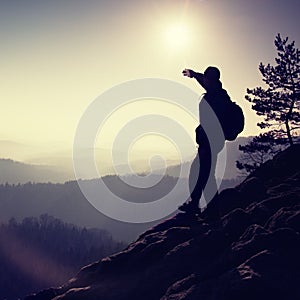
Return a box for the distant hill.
[0,140,35,161]
[0,174,240,244]
[26,145,300,300]
[0,159,71,184]
[0,176,186,243]
[0,137,251,184]
[0,137,250,243]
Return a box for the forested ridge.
[0,215,125,300]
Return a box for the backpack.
[196,92,244,144]
[221,100,244,141]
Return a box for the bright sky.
[1,0,300,166]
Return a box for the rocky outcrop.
[25,145,300,300]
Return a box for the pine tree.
[236,132,285,174]
[237,34,300,174]
[246,34,300,145]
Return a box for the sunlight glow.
[164,23,190,51]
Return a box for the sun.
[164,23,190,51]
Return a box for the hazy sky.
[1,0,300,164]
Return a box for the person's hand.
[182,69,194,78]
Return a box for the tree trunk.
[285,119,293,146]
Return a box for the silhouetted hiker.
[179,66,243,215]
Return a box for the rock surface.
[25,145,300,300]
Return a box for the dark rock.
[160,274,198,300]
[220,250,298,300]
[265,205,300,230]
[238,176,267,205]
[250,144,300,187]
[221,208,252,242]
[218,188,242,216]
[286,209,300,232]
[25,288,61,300]
[246,202,273,225]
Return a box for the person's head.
[204,66,220,83]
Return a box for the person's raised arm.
[182,69,206,89]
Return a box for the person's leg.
[202,150,218,205]
[189,153,202,205]
[178,154,201,212]
[202,151,221,222]
[179,142,211,212]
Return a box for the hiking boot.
[178,202,201,214]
